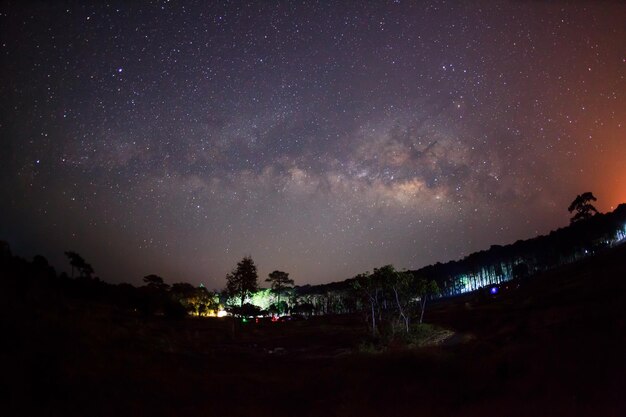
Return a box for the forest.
[2,201,626,417]
[2,202,625,328]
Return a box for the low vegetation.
[2,199,625,416]
[3,242,624,416]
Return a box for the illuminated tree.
[568,192,598,224]
[226,256,259,308]
[249,288,273,310]
[64,251,94,278]
[265,270,294,315]
[170,282,206,315]
[197,287,221,316]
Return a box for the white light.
[217,310,228,318]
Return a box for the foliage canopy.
[226,256,259,308]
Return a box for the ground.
[2,245,625,416]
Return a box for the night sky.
[1,1,624,289]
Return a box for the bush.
[357,340,384,354]
[358,323,452,352]
[229,303,262,317]
[404,323,453,347]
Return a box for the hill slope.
[2,242,626,416]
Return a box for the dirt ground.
[2,245,626,417]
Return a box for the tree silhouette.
[568,192,598,224]
[170,283,220,316]
[384,267,414,333]
[226,256,259,308]
[143,274,169,291]
[64,251,94,278]
[265,270,294,315]
[352,272,380,336]
[0,240,11,259]
[414,275,439,324]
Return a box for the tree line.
[289,197,626,313]
[2,196,625,328]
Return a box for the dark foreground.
[2,245,626,417]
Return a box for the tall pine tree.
[226,256,259,307]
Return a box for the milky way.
[1,1,624,288]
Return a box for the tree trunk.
[370,300,376,336]
[419,296,427,324]
[393,287,409,334]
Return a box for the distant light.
[217,310,227,318]
[490,287,498,295]
[242,318,248,323]
[117,68,123,73]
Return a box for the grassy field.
[2,244,625,416]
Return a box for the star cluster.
[1,1,624,287]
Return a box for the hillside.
[2,241,625,416]
[295,203,626,304]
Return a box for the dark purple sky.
[1,1,624,289]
